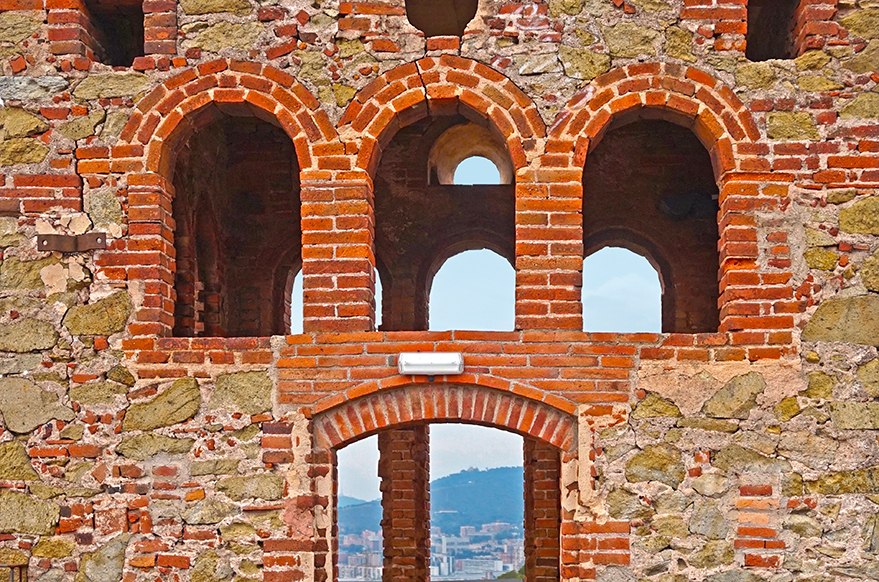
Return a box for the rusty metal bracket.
[37,232,107,253]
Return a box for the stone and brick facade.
[0,0,877,580]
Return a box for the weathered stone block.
[802,295,879,346]
[0,377,74,433]
[210,371,271,416]
[63,291,132,336]
[0,490,59,534]
[123,378,201,431]
[701,372,765,419]
[625,443,685,488]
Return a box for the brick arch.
[117,58,337,178]
[312,382,576,452]
[339,55,547,177]
[548,62,760,180]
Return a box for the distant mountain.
[339,495,371,508]
[338,466,524,535]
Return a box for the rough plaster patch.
[637,361,805,415]
[39,263,66,296]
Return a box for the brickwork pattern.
[0,0,877,581]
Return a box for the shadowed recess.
[405,0,478,37]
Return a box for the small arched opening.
[583,118,720,333]
[581,246,663,333]
[171,112,301,337]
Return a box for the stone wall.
[0,0,877,580]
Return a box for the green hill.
[339,495,369,508]
[338,466,523,535]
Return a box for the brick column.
[515,180,583,331]
[107,173,175,337]
[524,437,561,582]
[300,181,376,333]
[718,177,798,359]
[378,426,430,582]
[143,0,176,56]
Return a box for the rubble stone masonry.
[0,0,877,580]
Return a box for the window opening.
[428,249,514,331]
[85,0,144,66]
[375,116,515,332]
[429,424,525,580]
[428,123,513,185]
[453,156,501,185]
[582,247,662,333]
[171,115,300,337]
[405,0,478,37]
[583,119,719,333]
[746,0,799,61]
[337,436,383,581]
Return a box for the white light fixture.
[398,352,464,376]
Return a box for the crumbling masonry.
[0,0,877,581]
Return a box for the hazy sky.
[291,157,662,501]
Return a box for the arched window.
[428,123,512,185]
[374,116,515,332]
[429,249,514,331]
[582,119,720,333]
[335,424,539,581]
[746,0,799,61]
[454,156,501,185]
[582,247,662,333]
[172,115,300,337]
[405,0,478,37]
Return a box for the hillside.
[338,466,523,535]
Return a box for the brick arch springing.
[312,383,577,452]
[339,55,547,177]
[548,62,760,181]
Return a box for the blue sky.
[291,157,662,501]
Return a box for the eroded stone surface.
[217,474,284,501]
[63,291,132,336]
[0,441,38,480]
[123,378,201,431]
[76,534,129,582]
[116,434,195,459]
[701,372,766,420]
[0,377,74,433]
[72,73,149,100]
[210,371,271,415]
[0,490,59,534]
[625,443,685,488]
[0,318,57,353]
[802,295,879,346]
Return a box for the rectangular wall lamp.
[397,352,464,376]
